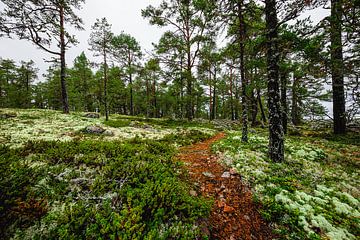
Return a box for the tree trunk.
[257,88,267,124]
[330,0,346,134]
[238,0,248,142]
[129,72,134,116]
[59,5,69,114]
[103,49,109,121]
[230,66,235,121]
[153,79,157,118]
[250,88,258,126]
[280,70,288,134]
[291,76,301,125]
[212,67,217,120]
[265,0,284,162]
[209,69,212,120]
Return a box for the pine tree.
[111,33,142,116]
[0,0,85,113]
[330,0,346,134]
[265,0,284,162]
[89,18,113,121]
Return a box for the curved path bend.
[178,133,273,240]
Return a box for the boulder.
[83,126,105,134]
[83,113,100,119]
[0,112,17,119]
[221,172,231,178]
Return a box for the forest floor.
[0,108,359,240]
[179,133,274,240]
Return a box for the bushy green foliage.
[1,131,212,239]
[213,131,360,240]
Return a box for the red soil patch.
[178,133,274,240]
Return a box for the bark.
[265,0,284,162]
[180,55,184,118]
[153,79,157,118]
[230,66,235,121]
[211,67,217,120]
[291,76,301,125]
[103,47,109,121]
[330,0,346,134]
[146,75,150,117]
[59,5,69,114]
[129,72,134,116]
[238,0,248,142]
[209,69,213,120]
[257,88,267,124]
[250,88,258,126]
[280,70,288,134]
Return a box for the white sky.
[0,0,163,81]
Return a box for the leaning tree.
[0,0,85,113]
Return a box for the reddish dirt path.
[178,133,273,240]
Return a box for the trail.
[178,133,273,240]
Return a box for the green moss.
[213,130,360,240]
[1,131,212,239]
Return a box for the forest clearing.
[1,0,360,239]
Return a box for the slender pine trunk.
[103,48,109,121]
[330,0,346,134]
[59,5,69,114]
[280,70,288,134]
[265,0,284,162]
[238,0,248,142]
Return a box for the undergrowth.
[213,131,360,240]
[0,130,212,239]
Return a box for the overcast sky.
[0,1,329,82]
[0,0,163,81]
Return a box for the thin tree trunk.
[153,79,157,118]
[280,70,288,134]
[238,0,248,142]
[103,49,109,121]
[209,69,212,120]
[230,66,235,121]
[291,76,301,125]
[59,5,69,114]
[265,0,284,162]
[250,89,258,126]
[330,0,346,134]
[212,66,217,120]
[257,88,267,124]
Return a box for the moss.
[213,130,360,239]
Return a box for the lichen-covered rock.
[83,113,100,119]
[83,126,105,134]
[0,112,17,119]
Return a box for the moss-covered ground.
[212,128,359,240]
[1,108,358,240]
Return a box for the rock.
[189,190,198,197]
[83,113,100,118]
[0,113,17,119]
[229,168,237,175]
[223,204,235,213]
[103,130,114,136]
[202,172,215,178]
[221,172,231,178]
[84,126,105,134]
[217,200,226,208]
